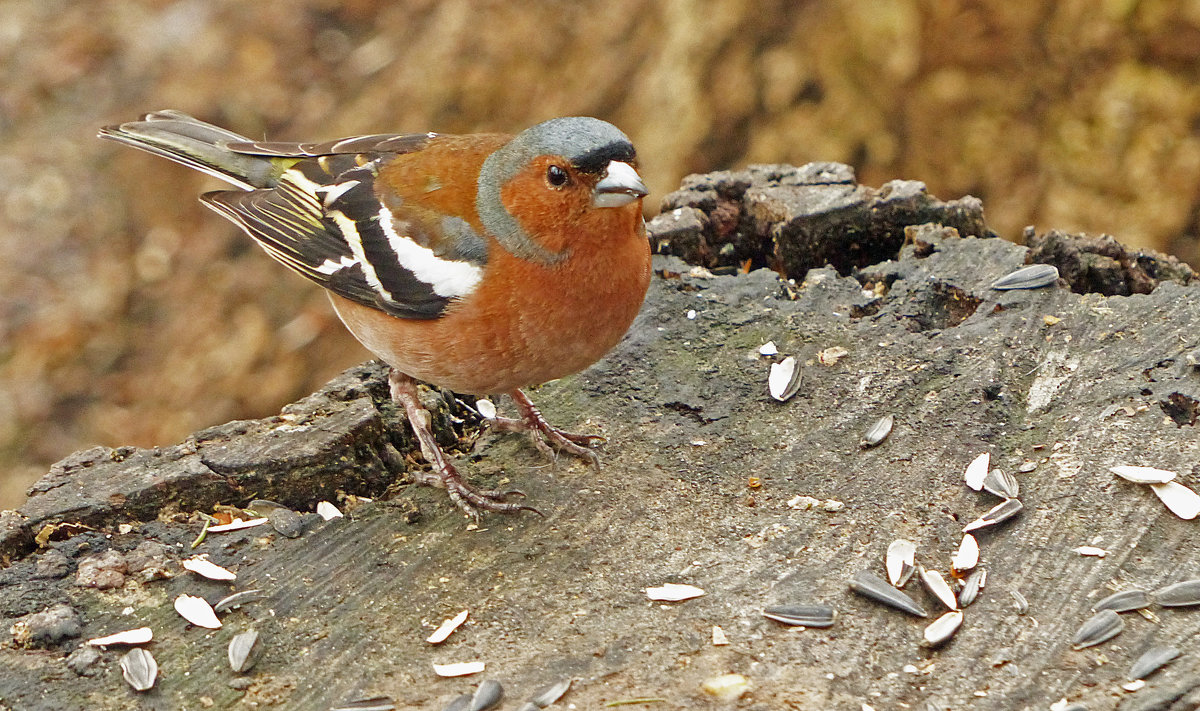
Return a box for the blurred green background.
[4,0,1200,509]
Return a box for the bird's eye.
[546,164,569,187]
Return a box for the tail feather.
[98,110,277,190]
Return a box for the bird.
[98,110,651,518]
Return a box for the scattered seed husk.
[88,627,153,647]
[849,570,928,617]
[860,415,894,448]
[1093,589,1151,613]
[1128,645,1180,680]
[475,398,497,419]
[1153,579,1200,607]
[433,661,485,678]
[768,356,802,402]
[1122,679,1146,692]
[951,535,979,573]
[958,568,986,607]
[1018,461,1037,473]
[700,673,750,701]
[1073,546,1107,558]
[120,647,158,691]
[469,680,504,711]
[1071,609,1124,649]
[991,263,1059,290]
[982,469,1019,499]
[1011,590,1029,615]
[646,583,705,602]
[923,610,963,647]
[427,609,469,644]
[331,697,397,711]
[174,594,221,629]
[228,629,263,673]
[962,498,1023,533]
[920,567,959,611]
[1150,481,1200,520]
[207,517,269,533]
[214,589,265,613]
[711,626,728,646]
[1110,465,1176,484]
[886,539,917,587]
[316,501,343,520]
[525,679,571,708]
[182,556,236,581]
[441,695,471,711]
[758,341,778,356]
[762,604,836,628]
[964,453,990,491]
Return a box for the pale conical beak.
[593,160,648,208]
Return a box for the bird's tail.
[97,110,277,190]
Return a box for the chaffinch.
[99,110,650,518]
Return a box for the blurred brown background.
[3,0,1200,509]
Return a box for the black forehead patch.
[570,141,637,175]
[520,116,637,174]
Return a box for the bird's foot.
[489,389,604,469]
[389,371,539,520]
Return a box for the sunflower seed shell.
[174,594,221,629]
[991,263,1059,290]
[228,629,263,673]
[1150,481,1200,520]
[886,539,917,587]
[1128,645,1180,680]
[768,357,802,402]
[920,567,959,611]
[1154,579,1200,607]
[1092,589,1151,613]
[861,415,894,447]
[1071,609,1124,649]
[923,610,963,647]
[951,534,979,573]
[964,452,990,491]
[470,680,504,711]
[982,469,1019,499]
[762,604,836,628]
[120,647,158,691]
[1110,465,1176,484]
[525,679,571,708]
[958,568,986,607]
[214,589,265,613]
[963,498,1023,533]
[849,570,927,617]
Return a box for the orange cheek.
[499,174,583,254]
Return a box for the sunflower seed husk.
[758,341,778,357]
[1128,645,1180,680]
[316,501,344,520]
[441,695,471,711]
[982,469,1019,499]
[646,583,705,601]
[957,568,986,607]
[951,534,979,573]
[991,263,1059,290]
[922,610,963,647]
[768,356,802,402]
[700,673,750,701]
[1071,609,1124,649]
[861,415,894,448]
[711,625,728,645]
[849,570,928,617]
[886,539,917,587]
[87,627,153,647]
[1110,465,1176,484]
[332,697,397,711]
[174,593,221,629]
[120,647,158,691]
[433,661,485,678]
[182,556,237,581]
[1153,579,1200,607]
[207,517,269,533]
[427,609,469,644]
[1122,679,1146,692]
[214,589,265,613]
[1074,546,1108,557]
[228,629,263,673]
[1092,589,1151,613]
[1011,590,1029,615]
[962,498,1023,533]
[525,679,571,708]
[470,680,504,711]
[964,453,990,491]
[1150,481,1200,520]
[474,398,497,419]
[762,604,836,628]
[919,567,959,611]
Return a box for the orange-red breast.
[99,110,650,517]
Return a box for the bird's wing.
[202,136,487,320]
